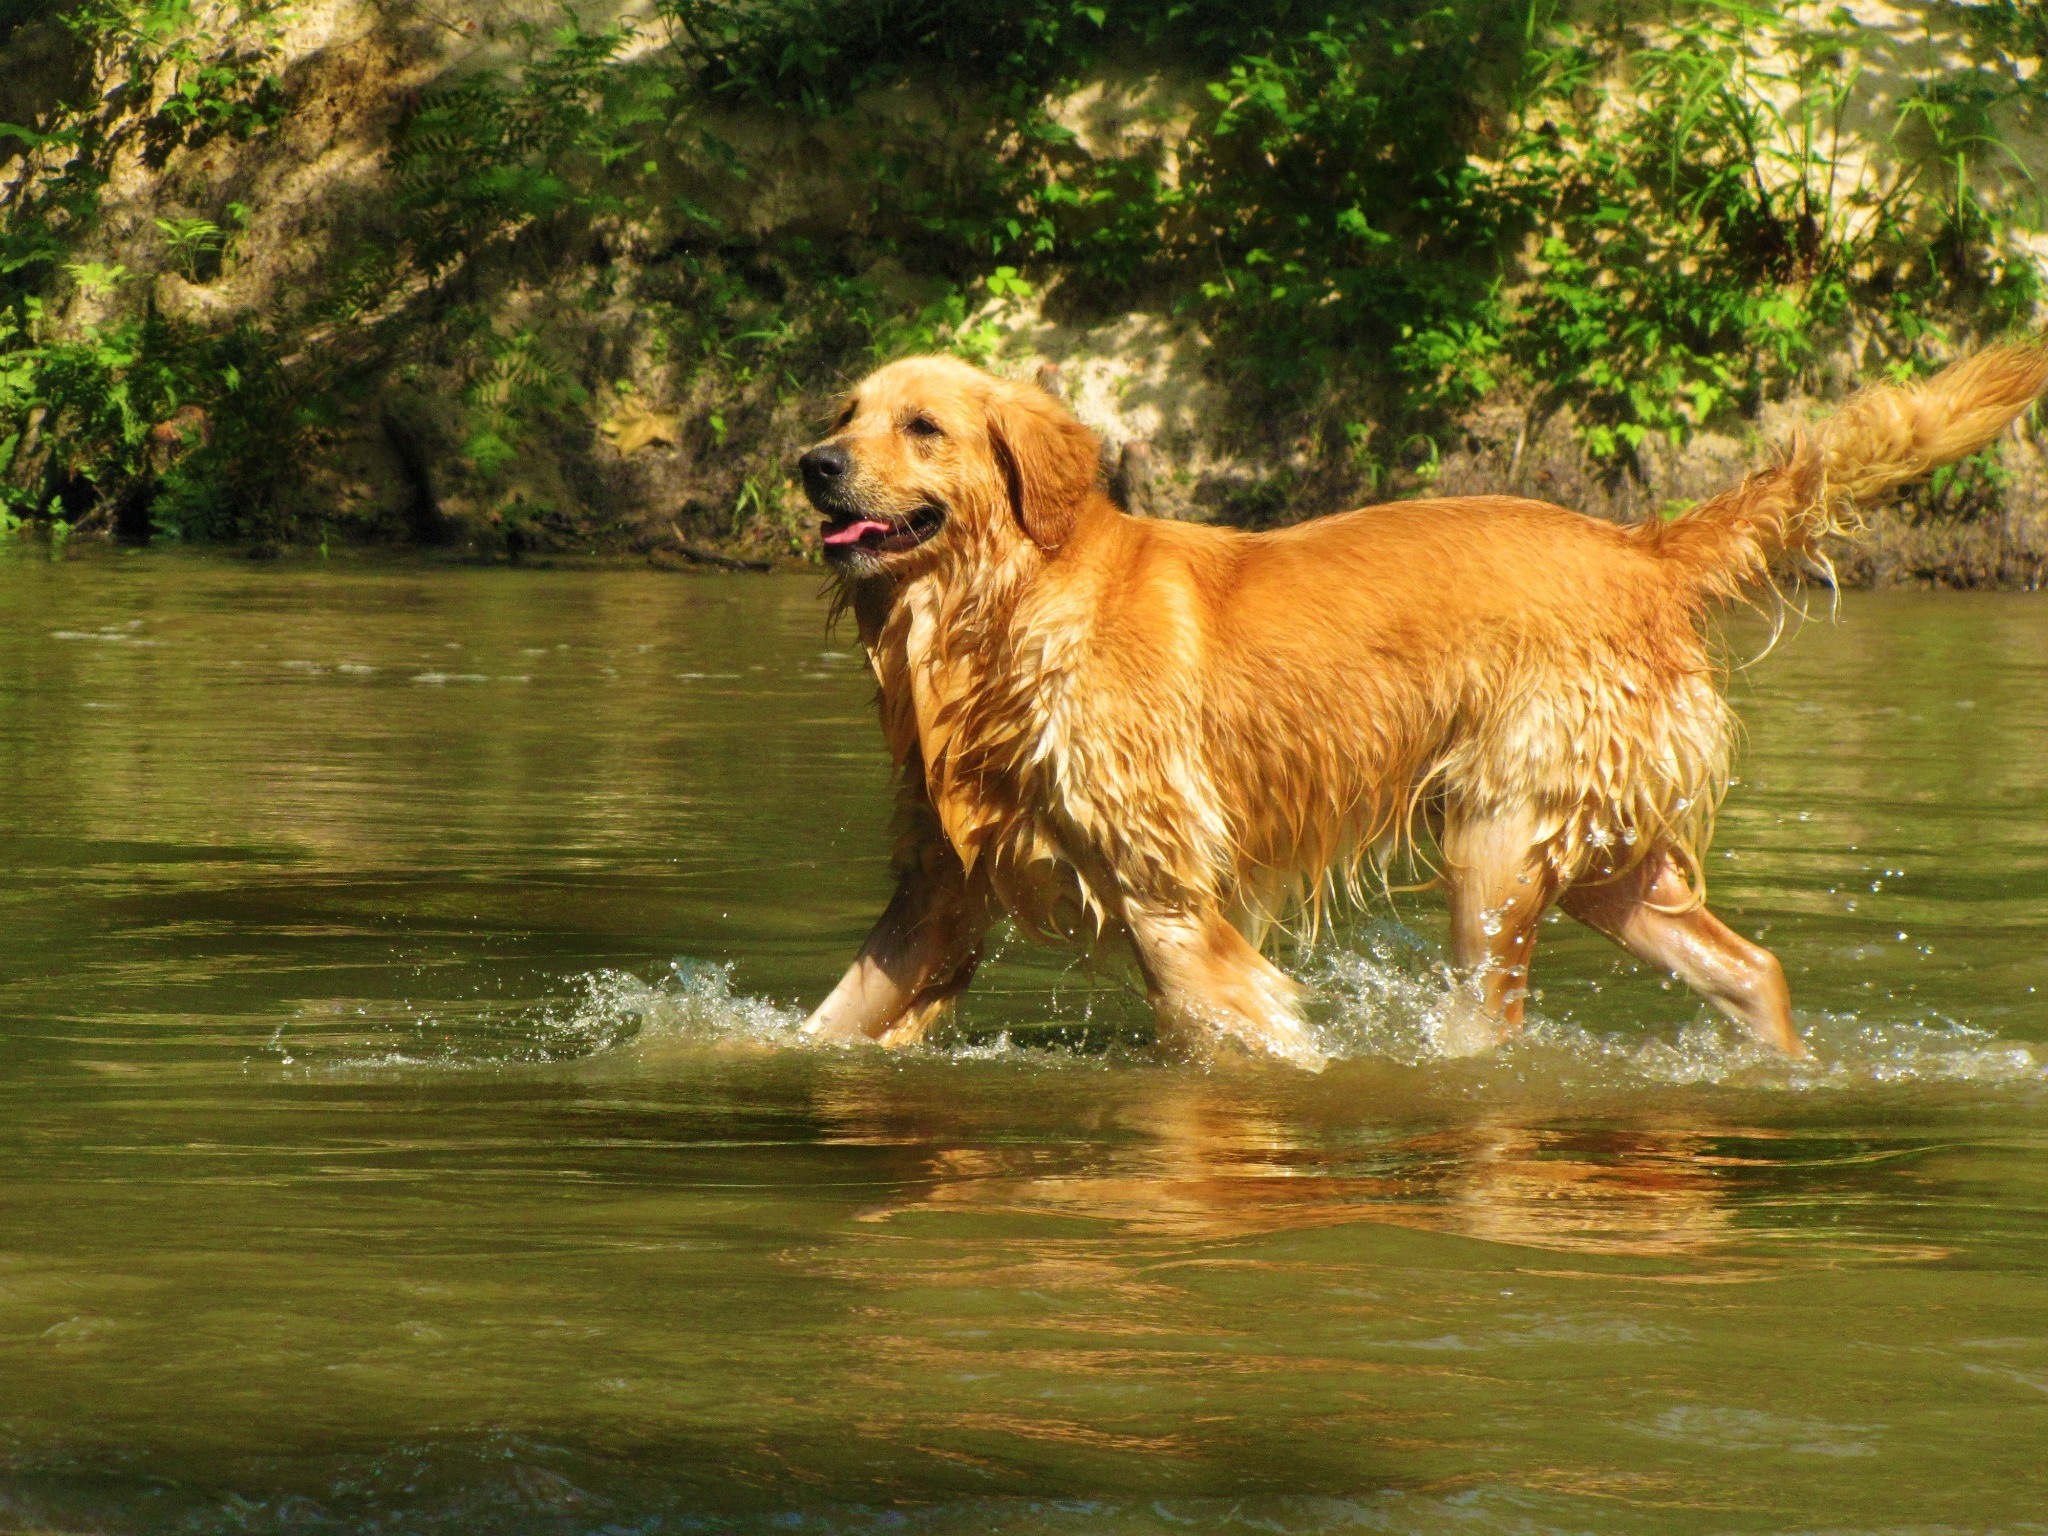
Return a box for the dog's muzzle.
[799,444,946,561]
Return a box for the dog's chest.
[867,589,1093,924]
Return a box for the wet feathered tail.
[1645,342,2048,596]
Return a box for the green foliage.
[2,0,2042,548]
[459,322,587,478]
[1913,442,2013,524]
[1500,3,2045,458]
[392,21,673,276]
[629,0,2046,472]
[0,0,293,538]
[0,284,301,539]
[154,214,225,278]
[361,11,1065,515]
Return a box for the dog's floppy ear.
[987,382,1099,550]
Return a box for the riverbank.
[2,1,2044,577]
[13,494,2048,591]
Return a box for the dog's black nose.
[800,444,850,499]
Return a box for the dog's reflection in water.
[1388,1121,1741,1257]
[798,1075,1770,1480]
[809,1071,1740,1258]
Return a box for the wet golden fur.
[800,346,2048,1068]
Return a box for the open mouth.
[819,502,945,558]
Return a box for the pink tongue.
[823,518,893,546]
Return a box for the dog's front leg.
[1123,902,1327,1072]
[803,840,993,1048]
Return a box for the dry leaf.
[599,400,682,455]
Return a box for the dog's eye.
[832,403,856,431]
[904,416,943,439]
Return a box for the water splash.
[553,960,804,1057]
[292,942,2045,1096]
[276,961,802,1075]
[546,965,1136,1071]
[1306,930,2048,1094]
[577,945,2048,1095]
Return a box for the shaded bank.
[0,0,2044,581]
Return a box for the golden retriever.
[796,347,2048,1069]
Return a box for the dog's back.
[1042,491,1726,919]
[1061,346,2048,914]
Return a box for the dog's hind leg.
[803,839,993,1047]
[1440,807,1563,1049]
[1560,848,1805,1057]
[1124,902,1328,1071]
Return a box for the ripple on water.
[0,1475,1842,1536]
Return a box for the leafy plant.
[154,216,225,279]
[461,324,584,478]
[1497,3,2044,462]
[0,0,293,537]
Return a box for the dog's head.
[797,356,1102,578]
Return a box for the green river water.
[1,552,2046,1535]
